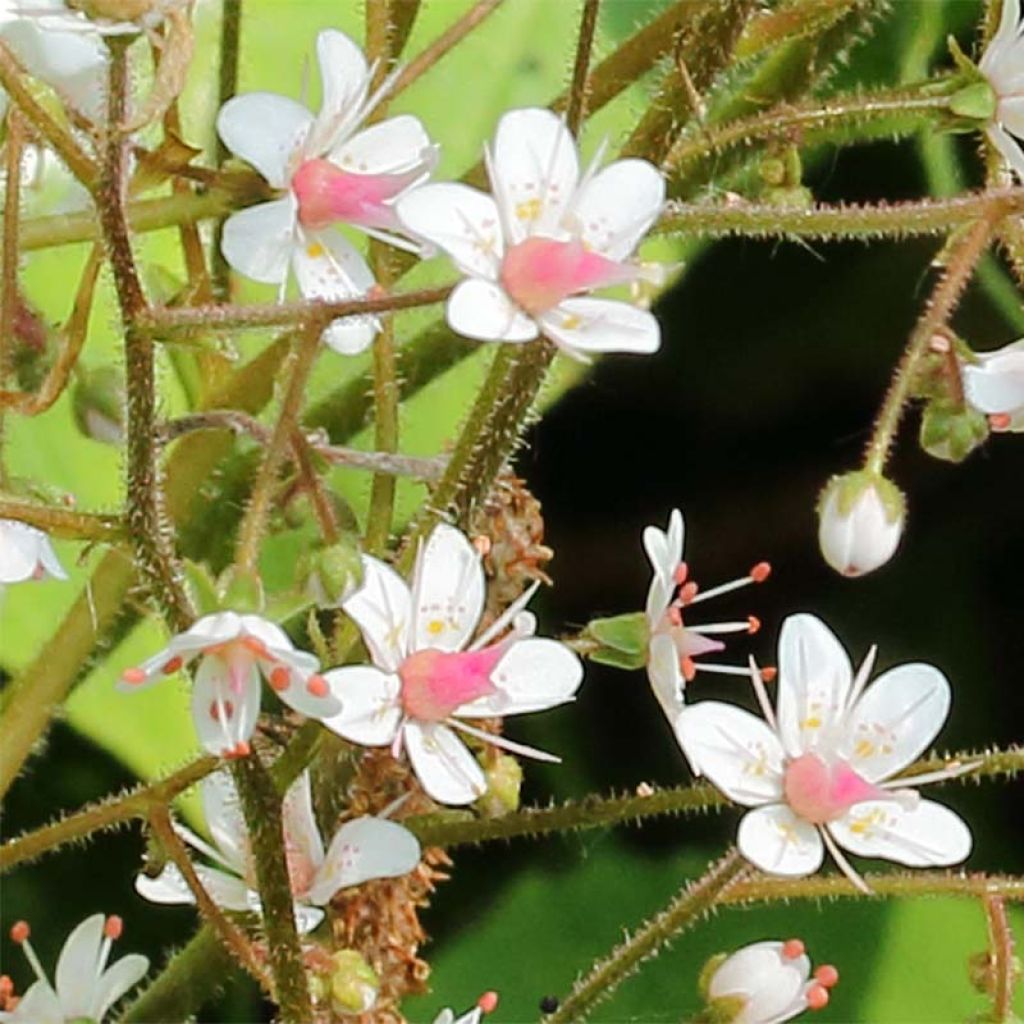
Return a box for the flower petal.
[190,656,261,756]
[673,701,785,804]
[538,298,660,357]
[54,913,105,1019]
[708,941,809,1022]
[331,114,435,176]
[643,508,684,584]
[844,662,951,782]
[0,519,49,582]
[963,338,1024,414]
[134,862,253,912]
[403,721,486,805]
[282,771,326,875]
[221,197,297,285]
[307,817,422,904]
[446,278,538,343]
[294,904,326,935]
[2,980,63,1024]
[985,122,1024,182]
[456,637,583,717]
[647,632,685,721]
[91,954,149,1021]
[776,613,853,758]
[737,804,825,876]
[200,771,249,873]
[291,229,378,354]
[571,158,665,261]
[831,798,972,867]
[341,554,413,672]
[410,524,486,653]
[489,108,579,243]
[321,666,403,746]
[217,93,311,188]
[307,28,370,155]
[396,182,504,278]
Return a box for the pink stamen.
[807,984,830,1011]
[122,667,146,685]
[399,645,504,722]
[292,158,419,232]
[9,922,29,944]
[104,916,123,940]
[478,991,500,1014]
[500,237,634,317]
[162,656,183,675]
[306,675,329,698]
[782,938,805,960]
[750,561,771,583]
[783,753,884,824]
[667,606,683,627]
[679,581,699,604]
[269,666,290,692]
[673,562,688,585]
[989,412,1012,431]
[815,965,839,988]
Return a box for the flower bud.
[72,365,125,445]
[217,565,265,614]
[329,949,379,1014]
[817,471,905,577]
[305,539,364,606]
[919,400,988,463]
[476,752,523,817]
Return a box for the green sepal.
[588,646,650,671]
[920,400,990,463]
[71,364,125,445]
[217,565,266,614]
[587,612,648,655]
[948,80,997,121]
[305,537,364,606]
[697,952,730,1000]
[182,559,221,617]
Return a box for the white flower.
[396,107,665,361]
[979,0,1024,179]
[703,939,837,1024]
[962,337,1024,432]
[1,915,148,1023]
[118,611,340,757]
[135,770,421,934]
[817,472,905,578]
[216,28,437,354]
[0,519,66,584]
[644,508,770,724]
[675,613,973,889]
[322,524,584,806]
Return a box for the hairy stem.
[212,0,243,295]
[984,894,1019,1021]
[565,0,602,136]
[543,849,747,1023]
[0,497,122,542]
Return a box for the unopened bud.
[329,949,379,1014]
[817,471,905,577]
[476,752,523,817]
[306,539,363,606]
[217,565,265,614]
[71,365,125,445]
[920,400,988,463]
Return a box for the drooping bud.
[72,365,125,445]
[329,949,379,1014]
[305,539,364,606]
[583,611,649,670]
[919,400,989,462]
[476,752,523,817]
[817,471,905,577]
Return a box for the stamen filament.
[686,620,754,635]
[844,644,878,714]
[882,760,981,790]
[685,574,757,605]
[748,656,778,730]
[471,580,541,650]
[820,827,871,894]
[18,939,49,988]
[448,718,562,763]
[691,662,756,677]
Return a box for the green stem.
[1,111,22,472]
[212,0,243,295]
[231,754,311,1022]
[565,0,602,137]
[659,189,1024,241]
[864,213,999,475]
[544,849,747,1024]
[983,894,1019,1021]
[0,756,218,873]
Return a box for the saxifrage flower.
[979,0,1024,179]
[675,613,973,889]
[963,337,1024,432]
[0,519,66,585]
[322,523,584,805]
[396,107,665,360]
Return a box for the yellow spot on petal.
[561,314,582,330]
[516,197,542,222]
[854,739,875,759]
[801,716,822,730]
[426,619,445,636]
[306,242,325,258]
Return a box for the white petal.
[737,804,825,876]
[831,798,972,867]
[647,632,685,721]
[294,904,326,935]
[321,666,403,746]
[673,702,785,804]
[489,107,579,243]
[307,28,370,155]
[403,721,486,805]
[447,278,538,343]
[410,524,486,653]
[167,611,244,656]
[776,613,853,758]
[645,573,673,629]
[190,656,261,756]
[963,338,1024,414]
[54,913,105,1019]
[271,665,342,720]
[341,554,413,672]
[844,663,951,782]
[985,122,1024,182]
[709,941,809,1024]
[332,114,435,176]
[0,519,61,582]
[282,771,326,875]
[1,980,63,1024]
[570,158,665,261]
[134,862,253,912]
[539,298,660,357]
[200,771,249,872]
[91,954,149,1021]
[221,197,297,285]
[396,183,504,278]
[457,637,583,717]
[307,817,421,904]
[643,508,684,583]
[217,93,312,188]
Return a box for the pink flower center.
[783,752,884,824]
[291,158,416,232]
[398,645,505,722]
[499,237,631,317]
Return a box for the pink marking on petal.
[399,645,504,722]
[292,158,418,232]
[499,238,634,317]
[783,753,885,824]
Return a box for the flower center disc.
[782,752,881,824]
[291,158,403,231]
[398,647,502,722]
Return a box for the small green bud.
[759,157,786,187]
[329,949,379,1014]
[585,611,649,670]
[217,565,265,614]
[817,470,906,577]
[949,80,997,121]
[476,752,523,817]
[72,365,125,445]
[306,538,364,606]
[920,400,989,463]
[763,185,814,210]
